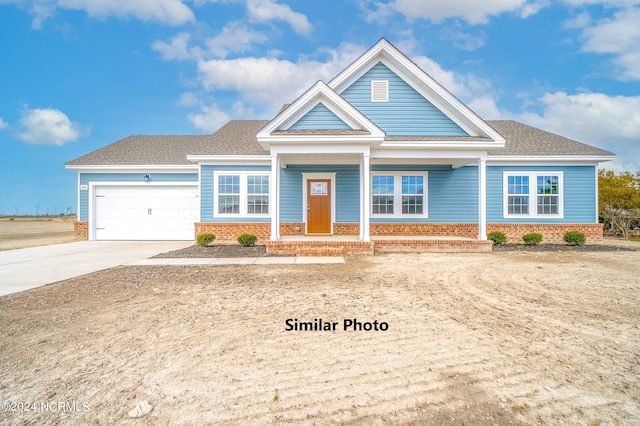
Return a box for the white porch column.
[359,157,364,240]
[270,154,279,241]
[478,157,487,240]
[362,154,371,242]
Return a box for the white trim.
[595,167,599,224]
[488,155,615,165]
[327,38,505,145]
[302,173,336,234]
[186,155,271,165]
[88,182,199,241]
[66,165,197,172]
[370,171,429,219]
[502,171,564,219]
[362,155,370,241]
[478,158,487,240]
[76,173,81,221]
[213,171,271,219]
[256,80,385,149]
[270,156,278,241]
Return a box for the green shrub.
[522,233,543,245]
[563,230,586,246]
[487,231,507,245]
[237,233,258,247]
[196,233,216,246]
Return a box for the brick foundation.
[333,222,360,235]
[74,221,88,240]
[371,223,478,238]
[280,222,305,236]
[487,223,604,244]
[194,222,271,245]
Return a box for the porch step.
[266,240,374,256]
[373,238,494,253]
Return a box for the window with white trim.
[371,172,428,217]
[215,172,270,217]
[504,172,563,218]
[371,80,388,102]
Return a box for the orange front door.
[307,179,331,234]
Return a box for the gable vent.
[371,80,388,102]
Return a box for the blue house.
[66,39,614,253]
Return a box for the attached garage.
[92,184,199,240]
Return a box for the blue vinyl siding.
[340,62,468,136]
[487,165,596,223]
[200,165,271,222]
[371,165,478,223]
[280,165,360,222]
[78,172,198,221]
[289,103,351,130]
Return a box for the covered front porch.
[268,148,490,245]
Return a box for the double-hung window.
[215,172,270,217]
[371,172,428,218]
[504,172,563,218]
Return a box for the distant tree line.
[599,170,640,238]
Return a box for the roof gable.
[288,102,352,131]
[329,38,504,144]
[256,80,385,148]
[341,62,468,136]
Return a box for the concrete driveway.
[0,241,193,296]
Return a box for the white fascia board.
[379,140,503,149]
[487,155,615,165]
[271,144,370,156]
[263,134,384,145]
[328,38,505,144]
[186,155,271,165]
[64,164,198,173]
[256,81,384,148]
[372,148,486,160]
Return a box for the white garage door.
[94,185,199,240]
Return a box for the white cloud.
[0,117,8,130]
[187,100,254,132]
[58,0,194,25]
[152,32,202,61]
[578,7,640,80]
[2,0,195,27]
[366,0,527,24]
[246,0,312,34]
[187,103,230,132]
[514,92,640,171]
[195,42,364,113]
[205,22,268,58]
[17,108,86,145]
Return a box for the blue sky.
[1,0,638,216]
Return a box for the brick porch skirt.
[74,221,605,247]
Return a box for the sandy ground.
[0,219,75,251]
[0,241,639,425]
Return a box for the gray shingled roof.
[487,120,613,156]
[66,119,612,167]
[66,121,269,166]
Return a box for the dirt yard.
[1,242,638,425]
[0,219,75,251]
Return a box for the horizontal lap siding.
[200,165,271,223]
[289,103,351,130]
[486,165,596,223]
[280,165,360,222]
[370,165,478,223]
[340,62,467,136]
[78,173,198,221]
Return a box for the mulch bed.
[492,243,636,252]
[152,245,293,258]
